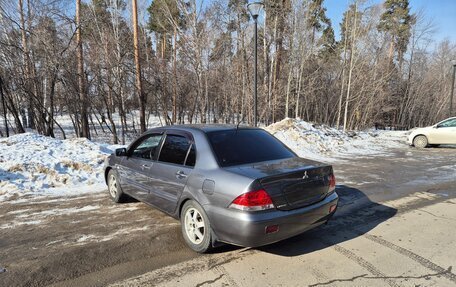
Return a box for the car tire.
[107,169,128,203]
[180,200,213,253]
[413,135,428,148]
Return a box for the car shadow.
[253,185,397,256]
[409,144,456,150]
[436,145,456,149]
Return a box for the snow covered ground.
[0,117,410,200]
[0,133,122,201]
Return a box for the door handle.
[142,164,151,170]
[175,170,187,179]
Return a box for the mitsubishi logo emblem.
[302,171,309,179]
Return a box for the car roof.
[146,124,260,134]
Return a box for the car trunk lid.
[224,157,333,211]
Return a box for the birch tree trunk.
[336,9,349,129]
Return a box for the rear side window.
[159,134,192,165]
[207,129,295,167]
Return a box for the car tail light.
[229,189,275,211]
[328,174,336,194]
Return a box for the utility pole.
[132,0,146,133]
[247,2,263,127]
[0,76,9,137]
[76,0,90,139]
[450,62,456,117]
[253,16,258,127]
[343,1,358,132]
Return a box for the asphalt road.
[0,145,455,287]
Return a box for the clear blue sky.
[324,0,456,43]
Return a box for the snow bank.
[266,118,408,162]
[1,119,409,200]
[0,133,119,200]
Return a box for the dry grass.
[61,160,93,172]
[8,164,24,172]
[35,165,56,175]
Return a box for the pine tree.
[147,0,184,123]
[339,3,362,50]
[306,0,331,46]
[318,23,336,61]
[132,0,146,133]
[147,0,184,60]
[377,0,415,70]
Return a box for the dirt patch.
[0,193,194,287]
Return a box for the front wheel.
[181,200,213,253]
[107,169,128,203]
[413,135,428,148]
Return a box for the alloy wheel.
[184,207,205,244]
[109,174,118,198]
[413,136,428,148]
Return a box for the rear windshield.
[207,129,295,167]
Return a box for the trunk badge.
[302,171,309,179]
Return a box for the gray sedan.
[104,125,338,253]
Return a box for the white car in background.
[408,117,456,148]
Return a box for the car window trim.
[155,158,195,169]
[183,143,195,167]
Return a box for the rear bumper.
[205,192,338,248]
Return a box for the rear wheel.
[107,169,128,203]
[413,135,428,148]
[181,200,212,253]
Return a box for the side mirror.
[115,148,127,157]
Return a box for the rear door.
[147,131,195,214]
[117,133,164,201]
